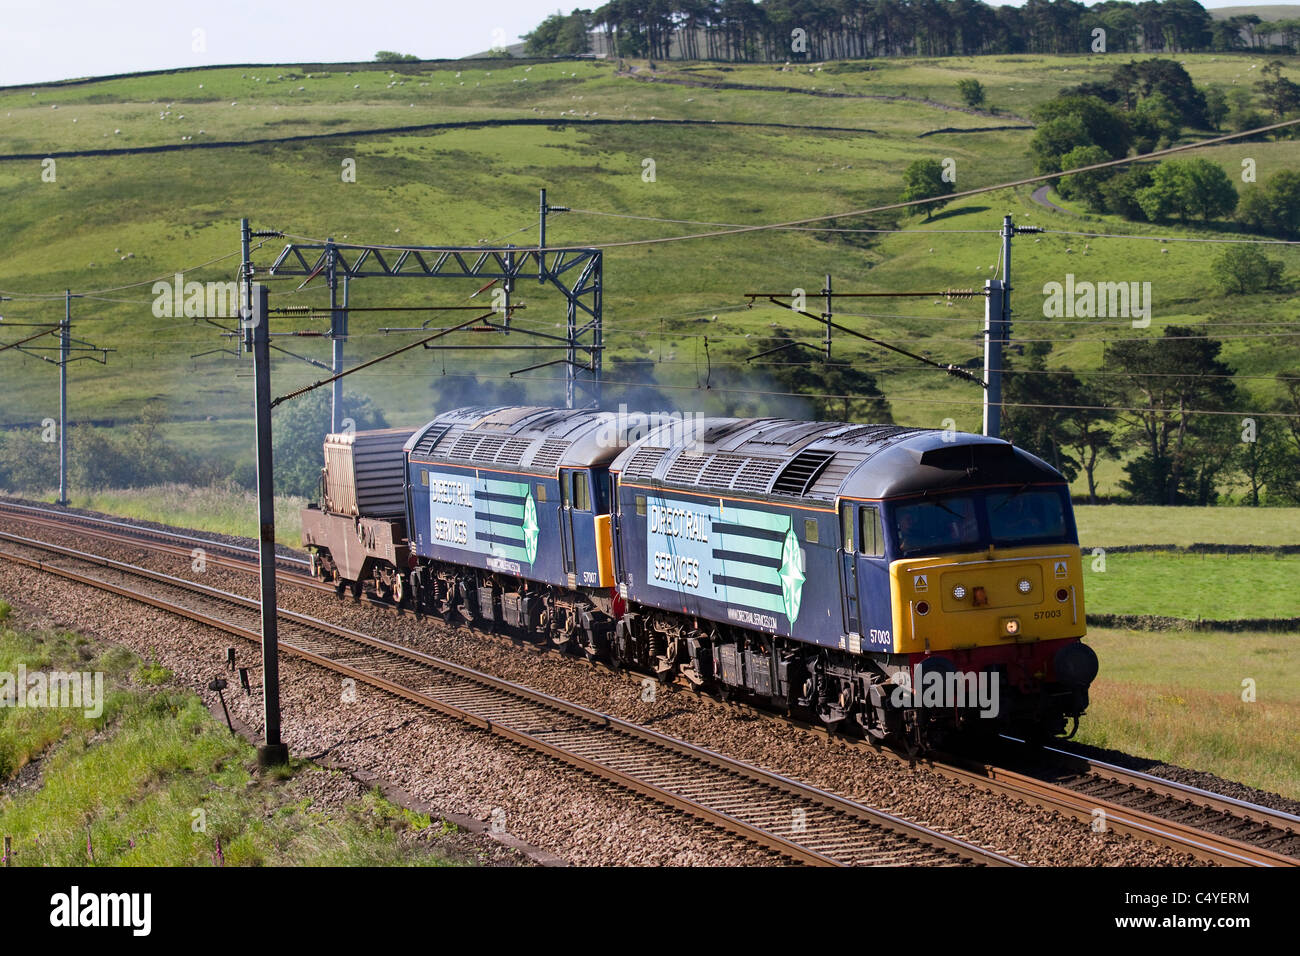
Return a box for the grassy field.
[0,599,475,865]
[1077,626,1300,800]
[1074,504,1300,547]
[1083,552,1300,619]
[1,52,1297,502]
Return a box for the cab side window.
[572,471,591,511]
[859,506,884,556]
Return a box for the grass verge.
[1076,626,1300,801]
[0,599,475,866]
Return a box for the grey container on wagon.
[321,427,413,517]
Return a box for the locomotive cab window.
[893,496,980,555]
[988,488,1068,543]
[859,506,884,556]
[572,472,591,511]
[804,517,818,544]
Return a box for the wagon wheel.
[350,578,362,601]
[392,572,406,608]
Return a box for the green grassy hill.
[1,53,1297,500]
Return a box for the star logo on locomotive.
[522,492,540,564]
[779,523,805,623]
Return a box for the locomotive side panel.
[616,484,844,650]
[408,461,561,585]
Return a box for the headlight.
[952,585,967,600]
[1002,617,1021,636]
[1017,578,1032,594]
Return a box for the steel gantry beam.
[265,240,602,409]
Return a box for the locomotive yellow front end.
[879,484,1098,743]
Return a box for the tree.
[956,78,985,108]
[1237,169,1300,239]
[1001,341,1080,481]
[1131,91,1182,152]
[1056,144,1115,211]
[899,158,955,220]
[1098,164,1155,220]
[1110,58,1207,127]
[272,390,389,498]
[375,51,419,62]
[523,9,593,56]
[1136,158,1237,221]
[1211,245,1285,294]
[1203,85,1229,130]
[1030,95,1133,173]
[753,328,891,423]
[1108,327,1238,505]
[1256,61,1300,119]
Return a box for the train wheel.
[393,573,405,608]
[350,579,362,601]
[335,579,346,600]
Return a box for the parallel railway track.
[2,499,1297,867]
[0,529,1012,867]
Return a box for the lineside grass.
[0,483,307,550]
[1083,552,1300,619]
[1074,505,1300,547]
[0,599,473,866]
[1077,626,1300,800]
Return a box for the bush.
[1238,170,1300,239]
[1211,246,1285,294]
[1136,158,1237,222]
[956,78,985,108]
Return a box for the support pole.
[538,188,548,285]
[239,218,252,358]
[245,282,288,768]
[327,238,344,434]
[983,277,1006,439]
[984,214,1014,440]
[58,290,69,505]
[822,273,832,359]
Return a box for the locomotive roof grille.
[771,449,836,497]
[620,446,668,481]
[530,438,571,471]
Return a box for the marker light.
[1056,587,1070,603]
[1018,578,1032,594]
[1003,617,1021,636]
[916,601,931,616]
[952,585,967,601]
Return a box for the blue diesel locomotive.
[301,405,1098,749]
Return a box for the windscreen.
[893,496,981,554]
[986,489,1068,544]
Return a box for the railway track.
[0,529,1014,867]
[2,500,1297,867]
[0,499,309,574]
